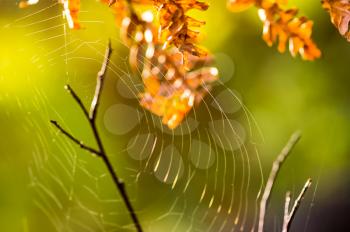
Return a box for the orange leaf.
[60,0,81,29]
[227,0,255,12]
[322,0,350,41]
[258,3,321,60]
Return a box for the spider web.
[6,1,267,231]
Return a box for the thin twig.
[87,41,143,232]
[50,120,101,156]
[282,178,312,232]
[283,192,291,230]
[89,40,112,120]
[288,179,312,225]
[64,84,89,119]
[258,131,302,232]
[51,41,143,232]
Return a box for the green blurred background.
[1,0,350,231]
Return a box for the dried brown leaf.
[228,0,321,60]
[322,0,350,41]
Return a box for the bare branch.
[50,120,101,156]
[282,192,291,232]
[289,178,312,224]
[258,131,302,232]
[282,178,312,232]
[64,84,89,120]
[51,41,143,232]
[89,40,112,120]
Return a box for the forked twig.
[50,41,143,232]
[282,178,312,232]
[50,120,101,156]
[258,131,301,232]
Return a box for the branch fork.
[258,132,312,232]
[50,41,143,232]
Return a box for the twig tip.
[108,39,113,51]
[292,130,302,139]
[306,178,312,186]
[64,84,71,91]
[50,120,57,125]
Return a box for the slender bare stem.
[288,179,312,224]
[283,192,291,230]
[258,131,301,232]
[89,40,112,120]
[64,84,89,119]
[50,41,143,232]
[282,178,312,232]
[50,120,101,156]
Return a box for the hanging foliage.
[322,0,350,41]
[228,0,321,60]
[20,0,350,128]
